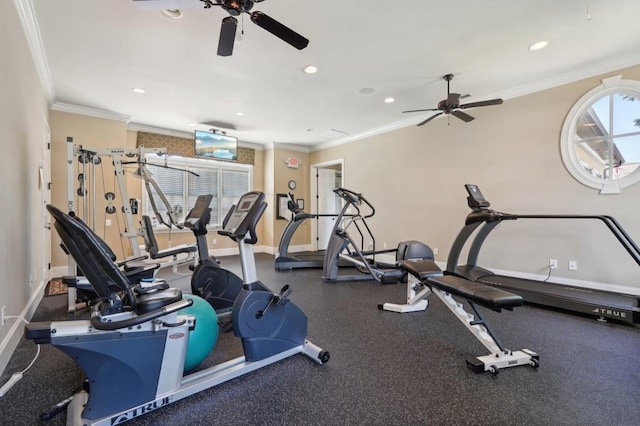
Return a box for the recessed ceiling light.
[162,9,183,19]
[529,41,548,51]
[235,112,244,117]
[132,87,146,94]
[188,123,198,127]
[304,65,318,74]
[384,97,395,104]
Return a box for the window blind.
[143,156,251,228]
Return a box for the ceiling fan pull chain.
[585,0,591,21]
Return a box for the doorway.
[310,159,344,251]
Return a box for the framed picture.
[277,193,289,220]
[296,199,304,210]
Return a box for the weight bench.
[380,259,539,374]
[140,215,197,272]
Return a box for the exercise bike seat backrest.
[47,205,182,315]
[70,215,158,277]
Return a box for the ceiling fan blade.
[452,110,474,122]
[447,93,461,105]
[250,11,309,50]
[460,98,503,109]
[402,108,439,113]
[417,112,443,126]
[217,16,237,57]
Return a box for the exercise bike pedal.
[256,285,293,319]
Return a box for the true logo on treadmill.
[169,332,185,339]
[110,396,172,424]
[592,307,626,318]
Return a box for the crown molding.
[272,142,310,153]
[494,51,640,101]
[311,116,420,151]
[51,102,132,122]
[128,123,193,139]
[311,53,640,152]
[13,0,55,104]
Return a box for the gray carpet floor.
[1,253,640,425]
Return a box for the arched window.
[560,75,640,194]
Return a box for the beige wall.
[0,0,50,373]
[311,64,640,290]
[262,147,275,247]
[272,147,310,247]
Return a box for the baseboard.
[285,244,313,254]
[491,267,640,297]
[359,254,640,297]
[0,279,46,377]
[57,254,638,296]
[50,266,67,279]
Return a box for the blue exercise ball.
[179,295,218,372]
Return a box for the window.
[142,155,251,228]
[560,75,640,193]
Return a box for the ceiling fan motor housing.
[218,0,253,15]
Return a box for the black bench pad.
[400,260,523,311]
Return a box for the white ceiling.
[28,0,640,149]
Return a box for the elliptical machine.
[186,194,243,316]
[26,192,329,425]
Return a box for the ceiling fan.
[403,74,503,126]
[201,0,309,56]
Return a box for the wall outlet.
[105,219,112,227]
[383,243,387,250]
[549,259,558,270]
[212,238,217,245]
[433,247,439,256]
[569,260,578,271]
[1,306,6,326]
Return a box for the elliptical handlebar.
[333,187,375,219]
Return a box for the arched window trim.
[560,75,640,194]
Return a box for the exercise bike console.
[219,191,265,243]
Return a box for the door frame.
[309,159,344,252]
[41,115,51,284]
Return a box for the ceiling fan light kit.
[403,74,503,126]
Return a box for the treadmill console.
[465,184,491,210]
[219,191,266,242]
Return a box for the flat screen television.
[194,129,238,161]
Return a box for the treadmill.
[446,184,640,324]
[275,193,349,270]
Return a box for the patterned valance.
[136,131,255,165]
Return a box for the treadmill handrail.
[504,213,640,266]
[451,209,640,270]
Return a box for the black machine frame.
[446,184,640,324]
[322,188,431,284]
